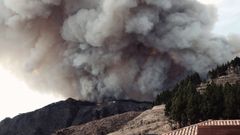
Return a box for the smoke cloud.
[0,0,239,101]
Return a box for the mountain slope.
[108,105,172,135]
[0,98,151,135]
[53,105,172,135]
[53,111,141,135]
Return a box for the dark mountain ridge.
[0,98,152,135]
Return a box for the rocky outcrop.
[108,105,172,135]
[53,111,141,135]
[197,65,240,94]
[0,98,151,135]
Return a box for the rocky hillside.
[53,111,141,135]
[0,98,151,135]
[109,105,172,135]
[53,105,172,135]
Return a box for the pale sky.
[0,0,239,121]
[0,66,63,121]
[214,0,240,35]
[199,0,240,35]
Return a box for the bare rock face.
[108,105,172,135]
[0,98,151,135]
[53,111,141,135]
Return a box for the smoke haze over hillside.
[0,0,239,101]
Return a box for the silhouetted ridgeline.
[0,98,151,135]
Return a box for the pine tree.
[186,93,201,124]
[223,84,238,119]
[204,83,224,119]
[155,90,172,105]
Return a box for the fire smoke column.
[0,0,238,101]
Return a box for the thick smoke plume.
[0,0,239,101]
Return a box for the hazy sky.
[0,66,63,121]
[199,0,240,35]
[0,0,239,121]
[215,0,240,35]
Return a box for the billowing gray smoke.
[0,0,239,101]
